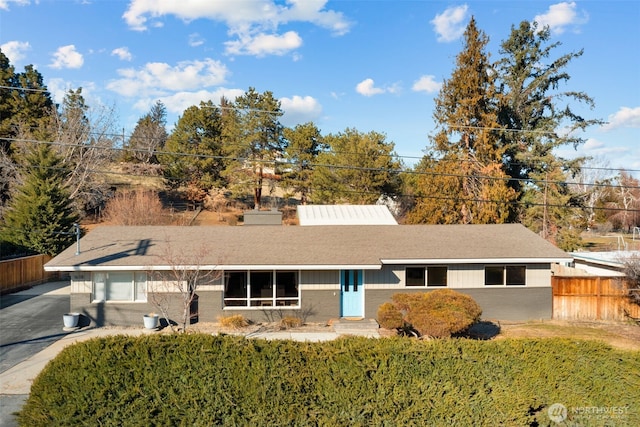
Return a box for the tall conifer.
[1,143,79,255]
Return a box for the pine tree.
[282,122,327,204]
[497,21,603,245]
[1,143,79,256]
[408,17,515,224]
[311,128,402,204]
[124,100,168,163]
[159,101,225,192]
[222,88,285,209]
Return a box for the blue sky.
[1,0,638,173]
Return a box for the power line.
[4,136,639,192]
[11,160,640,215]
[8,136,640,192]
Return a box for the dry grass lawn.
[495,320,640,351]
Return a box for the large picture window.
[93,272,147,302]
[484,266,526,286]
[224,270,299,308]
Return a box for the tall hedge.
[19,335,639,426]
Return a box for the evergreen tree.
[497,21,602,192]
[1,143,79,256]
[0,52,54,206]
[282,122,327,205]
[124,100,168,163]
[311,128,402,204]
[222,88,285,209]
[497,21,602,244]
[408,17,515,224]
[159,101,226,192]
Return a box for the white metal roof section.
[297,205,398,226]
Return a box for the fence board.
[0,255,56,294]
[552,276,640,322]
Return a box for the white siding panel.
[526,264,552,287]
[449,265,483,288]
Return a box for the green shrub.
[381,290,482,337]
[18,336,639,427]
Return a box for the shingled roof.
[45,224,571,271]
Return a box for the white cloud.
[0,40,31,64]
[106,58,229,97]
[50,45,84,69]
[431,5,469,42]
[533,2,588,35]
[122,0,351,57]
[134,88,245,116]
[225,31,302,56]
[0,0,30,11]
[280,95,322,126]
[602,106,640,131]
[188,33,205,47]
[412,75,441,93]
[356,78,400,97]
[111,47,133,61]
[47,78,101,110]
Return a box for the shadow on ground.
[461,321,501,340]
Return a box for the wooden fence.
[0,254,57,294]
[552,276,640,322]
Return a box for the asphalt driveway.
[0,281,70,427]
[0,281,71,373]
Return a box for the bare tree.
[606,171,640,232]
[568,156,614,230]
[53,90,118,215]
[148,243,221,332]
[622,254,640,306]
[204,187,229,221]
[101,189,168,225]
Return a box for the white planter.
[143,314,159,329]
[63,312,80,328]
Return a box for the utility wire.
[7,136,640,191]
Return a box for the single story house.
[44,223,572,326]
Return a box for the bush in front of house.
[377,290,482,338]
[17,335,639,426]
[217,314,249,329]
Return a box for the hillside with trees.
[1,17,639,257]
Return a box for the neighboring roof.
[45,224,571,272]
[571,251,638,267]
[297,205,397,226]
[571,251,638,276]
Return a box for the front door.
[340,270,364,317]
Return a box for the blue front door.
[340,270,364,317]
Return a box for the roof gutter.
[381,257,574,265]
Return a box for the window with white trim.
[484,266,526,286]
[224,270,300,308]
[93,272,147,302]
